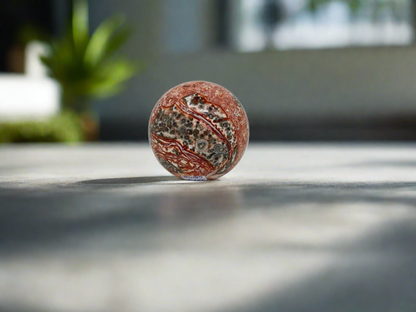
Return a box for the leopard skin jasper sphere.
[148,81,249,181]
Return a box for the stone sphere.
[148,81,249,181]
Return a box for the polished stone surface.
[0,143,415,312]
[149,81,249,180]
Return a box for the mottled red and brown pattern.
[148,81,249,180]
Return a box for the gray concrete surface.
[0,143,416,312]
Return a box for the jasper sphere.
[148,81,249,180]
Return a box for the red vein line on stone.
[153,133,215,172]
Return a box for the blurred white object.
[0,40,60,121]
[0,74,60,121]
[25,41,50,77]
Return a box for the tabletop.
[0,143,415,312]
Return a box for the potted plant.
[41,0,139,140]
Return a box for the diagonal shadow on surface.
[1,180,416,254]
[218,243,416,312]
[1,181,416,312]
[1,184,416,312]
[0,305,48,312]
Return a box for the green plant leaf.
[84,14,125,68]
[72,0,89,54]
[0,112,84,143]
[106,26,133,55]
[89,58,139,98]
[41,0,140,107]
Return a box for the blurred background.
[2,0,416,142]
[2,3,416,311]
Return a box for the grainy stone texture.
[0,143,416,312]
[149,81,249,180]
